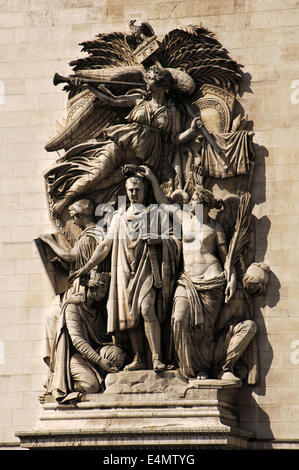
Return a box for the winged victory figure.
[44,22,255,242]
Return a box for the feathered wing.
[45,89,127,152]
[157,25,243,93]
[45,31,145,153]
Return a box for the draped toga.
[172,271,226,378]
[106,207,181,334]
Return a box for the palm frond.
[158,25,243,93]
[70,32,139,72]
[225,193,253,280]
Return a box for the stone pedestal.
[17,371,254,449]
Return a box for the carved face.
[88,274,110,302]
[69,199,94,228]
[70,211,84,229]
[144,69,155,89]
[190,187,219,214]
[144,66,172,92]
[88,286,103,302]
[244,281,260,296]
[190,191,211,213]
[126,178,145,204]
[242,263,270,296]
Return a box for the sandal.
[153,359,166,372]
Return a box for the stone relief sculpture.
[69,168,180,373]
[38,21,270,404]
[47,271,124,404]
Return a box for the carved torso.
[182,216,224,280]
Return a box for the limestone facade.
[0,0,299,449]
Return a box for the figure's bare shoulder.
[214,219,225,232]
[213,219,227,247]
[205,217,224,233]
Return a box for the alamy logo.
[290,80,299,104]
[94,199,204,241]
[290,340,299,365]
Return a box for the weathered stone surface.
[105,370,188,395]
[17,373,249,449]
[104,370,241,397]
[1,0,299,450]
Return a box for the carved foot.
[196,370,209,380]
[38,392,52,404]
[153,359,166,372]
[124,359,146,371]
[217,370,241,382]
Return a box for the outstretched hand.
[98,357,118,373]
[225,277,237,303]
[191,116,204,131]
[68,269,84,283]
[137,165,155,182]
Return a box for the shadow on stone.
[235,268,280,442]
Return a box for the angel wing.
[157,25,244,94]
[45,31,145,153]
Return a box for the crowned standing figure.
[68,166,181,372]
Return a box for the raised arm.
[137,166,169,205]
[39,234,79,263]
[174,117,203,145]
[86,83,143,108]
[137,166,183,239]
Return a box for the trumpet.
[53,72,146,88]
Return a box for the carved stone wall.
[0,0,299,449]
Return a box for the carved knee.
[74,378,100,394]
[244,320,257,336]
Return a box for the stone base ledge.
[16,371,253,450]
[17,427,254,450]
[248,439,299,450]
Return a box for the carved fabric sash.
[176,271,226,329]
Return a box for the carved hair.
[144,65,174,91]
[125,175,145,186]
[192,186,223,210]
[122,164,144,179]
[87,272,110,289]
[122,164,150,194]
[69,199,94,218]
